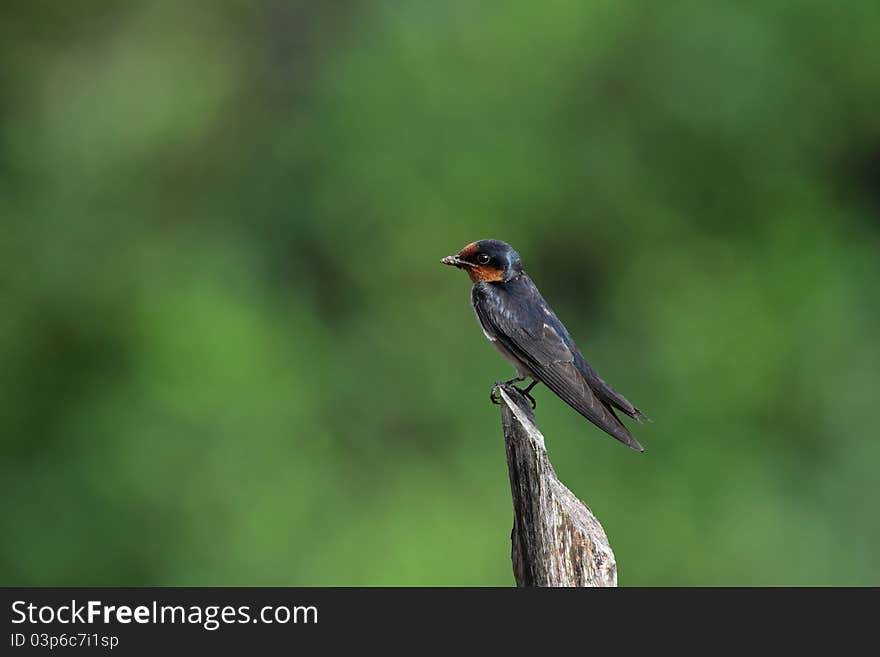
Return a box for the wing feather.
[474,288,643,451]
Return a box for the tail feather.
[604,404,645,452]
[616,401,650,424]
[580,363,649,423]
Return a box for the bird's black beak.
[441,255,474,269]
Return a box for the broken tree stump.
[496,383,617,587]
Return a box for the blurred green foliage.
[2,0,879,586]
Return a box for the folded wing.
[474,285,643,451]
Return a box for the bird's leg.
[517,380,539,409]
[490,376,538,409]
[490,376,524,405]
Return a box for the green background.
[2,1,878,586]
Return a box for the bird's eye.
[477,253,491,265]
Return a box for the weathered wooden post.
[496,383,617,587]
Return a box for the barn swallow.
[442,239,647,452]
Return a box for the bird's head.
[441,239,523,283]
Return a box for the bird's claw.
[490,381,536,410]
[490,382,503,405]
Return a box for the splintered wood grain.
[498,385,617,587]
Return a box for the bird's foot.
[491,377,523,404]
[490,382,504,405]
[490,380,536,409]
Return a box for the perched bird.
[441,239,647,452]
